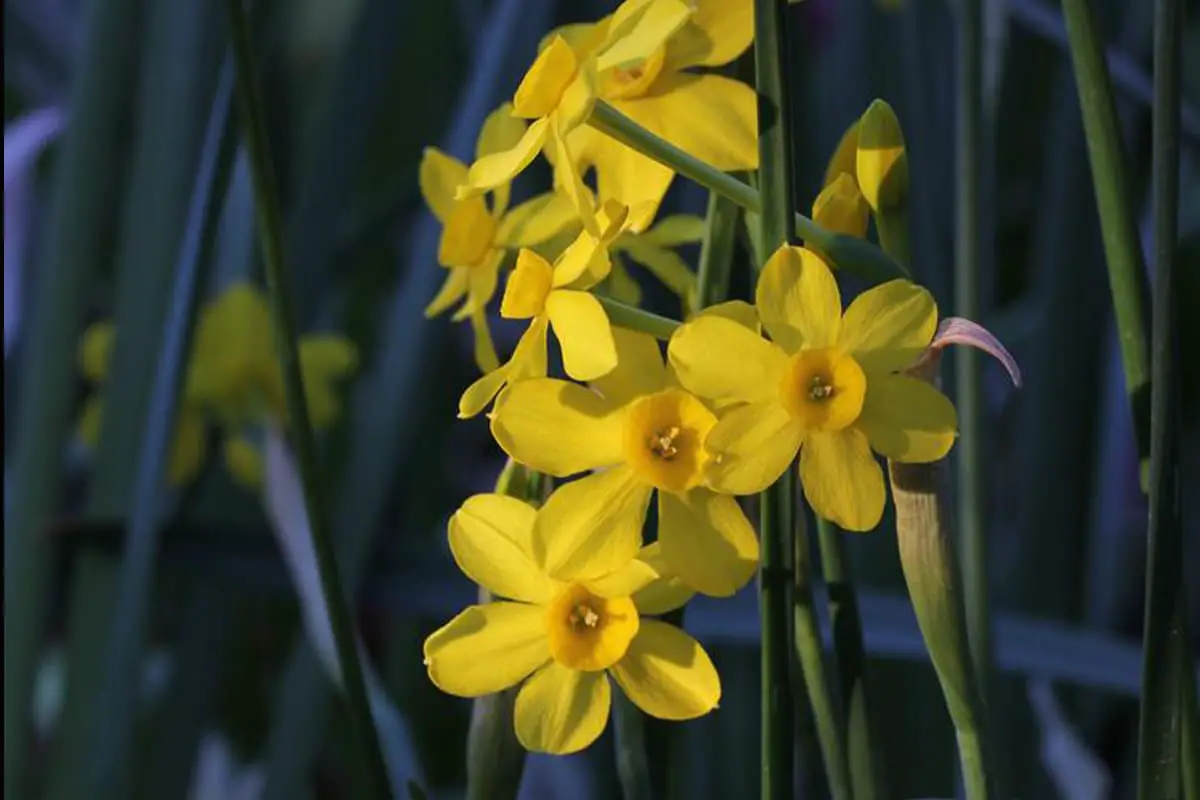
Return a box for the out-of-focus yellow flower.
[423,492,712,755]
[668,245,957,531]
[807,172,869,267]
[457,201,651,419]
[489,326,760,597]
[457,0,692,233]
[611,213,704,305]
[77,283,358,489]
[855,99,908,212]
[421,104,579,372]
[563,0,758,217]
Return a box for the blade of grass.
[1137,0,1187,795]
[223,1,391,795]
[793,513,851,800]
[753,1,798,796]
[3,0,142,793]
[955,0,992,715]
[815,516,885,800]
[1060,0,1151,470]
[84,56,235,795]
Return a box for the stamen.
[568,604,600,631]
[648,426,681,461]
[808,374,835,401]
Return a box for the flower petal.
[597,0,692,72]
[546,289,618,381]
[79,322,116,381]
[476,103,527,160]
[616,73,757,172]
[513,35,579,118]
[617,239,695,299]
[857,374,957,463]
[496,191,580,248]
[458,364,512,419]
[823,119,860,189]
[590,326,668,408]
[692,299,760,332]
[658,489,758,597]
[449,494,555,603]
[631,545,695,615]
[534,467,652,581]
[508,314,550,381]
[663,0,753,70]
[840,279,937,375]
[490,378,622,476]
[454,253,502,318]
[610,620,720,720]
[799,430,885,532]
[755,244,841,351]
[424,603,549,696]
[514,662,611,755]
[667,315,787,405]
[705,401,804,495]
[419,148,468,223]
[462,118,549,197]
[425,267,470,318]
[635,214,706,246]
[223,435,264,488]
[569,126,676,223]
[584,556,660,599]
[299,336,358,381]
[468,307,500,373]
[169,408,207,486]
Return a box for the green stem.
[224,2,392,797]
[815,517,885,799]
[613,693,654,800]
[753,1,797,796]
[956,0,992,728]
[597,295,680,340]
[1060,0,1152,467]
[588,102,910,285]
[1138,0,1187,796]
[694,190,740,312]
[793,515,852,799]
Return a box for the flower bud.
[855,99,909,212]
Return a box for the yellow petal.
[458,364,512,420]
[610,620,720,720]
[476,103,527,160]
[755,245,841,351]
[78,396,103,446]
[705,401,804,495]
[514,36,579,118]
[501,249,555,319]
[223,435,264,489]
[169,408,207,486]
[496,192,580,248]
[590,326,668,407]
[454,253,502,319]
[425,267,470,318]
[658,489,758,597]
[601,255,645,306]
[568,125,676,220]
[438,196,496,268]
[635,214,706,246]
[617,240,695,299]
[299,337,358,381]
[490,378,623,476]
[514,662,611,755]
[692,299,760,333]
[823,119,860,189]
[598,0,692,72]
[79,322,116,381]
[468,307,500,373]
[799,429,885,532]
[616,74,757,172]
[855,99,908,212]
[839,279,937,375]
[811,172,869,242]
[419,148,468,223]
[461,118,549,196]
[533,467,653,581]
[508,314,551,381]
[449,494,554,603]
[667,315,788,405]
[550,121,600,238]
[633,575,694,616]
[584,557,660,598]
[546,290,618,381]
[857,374,958,463]
[551,227,612,289]
[556,61,599,133]
[424,602,549,696]
[663,0,752,70]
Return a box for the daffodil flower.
[457,0,693,231]
[77,283,358,489]
[423,492,714,755]
[563,0,758,217]
[489,326,760,597]
[420,104,579,372]
[457,201,650,419]
[668,245,959,532]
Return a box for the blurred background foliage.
[4,0,1199,798]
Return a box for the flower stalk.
[597,295,681,340]
[224,1,392,796]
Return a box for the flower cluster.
[78,282,358,488]
[422,0,1004,757]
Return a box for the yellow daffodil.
[457,201,651,419]
[421,104,579,371]
[78,283,359,489]
[562,0,758,217]
[457,0,693,231]
[489,326,760,597]
[424,491,714,755]
[668,245,958,531]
